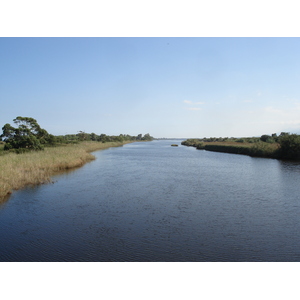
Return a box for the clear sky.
[1,37,300,138]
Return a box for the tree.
[260,134,275,143]
[1,116,50,151]
[141,133,153,141]
[260,134,270,142]
[90,132,97,141]
[278,134,300,160]
[97,134,110,143]
[77,131,89,141]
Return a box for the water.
[1,140,300,261]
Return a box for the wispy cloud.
[260,103,300,131]
[183,100,204,111]
[183,100,205,105]
[186,107,202,111]
[183,100,192,104]
[264,106,285,115]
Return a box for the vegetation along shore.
[0,116,153,200]
[181,133,300,161]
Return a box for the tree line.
[1,116,153,153]
[184,132,290,144]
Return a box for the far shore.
[0,141,132,201]
[181,139,281,159]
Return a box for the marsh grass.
[202,141,279,157]
[182,139,280,158]
[0,141,129,199]
[0,142,4,155]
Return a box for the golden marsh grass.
[0,141,130,200]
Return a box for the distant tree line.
[183,133,292,144]
[182,132,293,145]
[1,116,153,153]
[56,132,153,143]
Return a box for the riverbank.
[0,141,131,200]
[181,139,280,159]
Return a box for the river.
[1,140,300,261]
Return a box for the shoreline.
[181,140,280,159]
[0,141,132,201]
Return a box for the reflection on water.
[1,140,300,261]
[0,194,11,209]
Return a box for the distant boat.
[171,144,178,147]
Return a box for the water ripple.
[1,141,300,261]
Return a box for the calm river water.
[1,140,300,261]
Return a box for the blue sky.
[1,37,300,138]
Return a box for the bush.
[278,134,300,160]
[236,138,245,143]
[260,135,270,142]
[181,139,202,147]
[249,142,278,158]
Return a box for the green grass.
[181,139,280,158]
[0,141,131,200]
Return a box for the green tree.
[260,134,271,142]
[278,134,300,160]
[90,132,97,141]
[77,131,90,141]
[141,133,153,141]
[97,134,110,143]
[1,116,49,151]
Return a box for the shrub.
[249,142,279,158]
[236,138,245,143]
[260,135,269,142]
[278,134,300,160]
[181,139,202,147]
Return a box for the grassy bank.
[204,143,279,158]
[0,141,130,200]
[181,139,280,158]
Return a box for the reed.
[181,139,280,158]
[0,141,130,199]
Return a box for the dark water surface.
[1,140,300,261]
